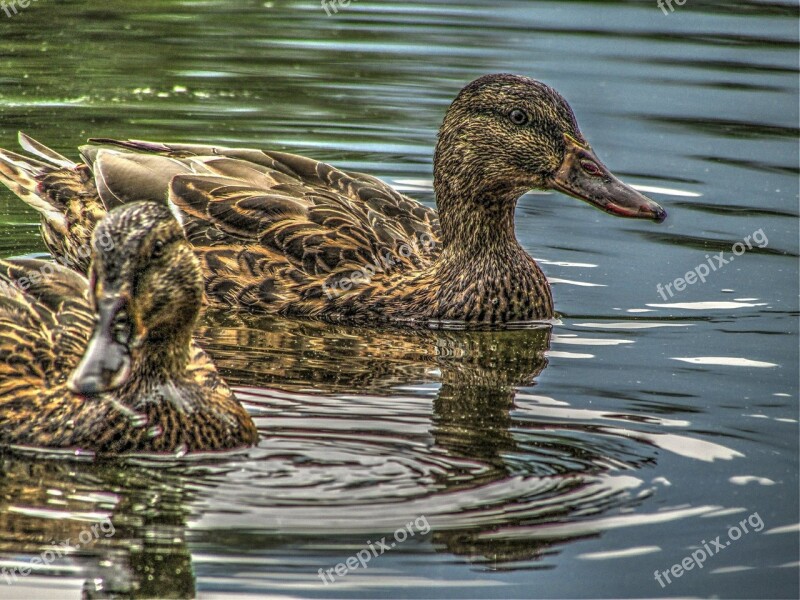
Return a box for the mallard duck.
[0,202,258,454]
[0,74,665,327]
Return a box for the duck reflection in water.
[198,311,551,474]
[198,314,647,565]
[0,458,197,598]
[0,317,659,594]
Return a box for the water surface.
[0,1,798,598]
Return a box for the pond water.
[0,0,798,598]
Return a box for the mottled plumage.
[0,74,665,327]
[0,202,258,454]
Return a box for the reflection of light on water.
[7,506,114,522]
[647,301,768,310]
[764,524,800,536]
[630,184,702,198]
[549,277,605,287]
[577,545,661,560]
[515,393,570,406]
[701,508,750,518]
[477,504,719,541]
[729,476,775,486]
[545,350,594,359]
[536,259,598,268]
[711,566,756,575]
[745,413,797,424]
[575,322,692,330]
[391,178,432,193]
[1,97,91,107]
[602,428,744,462]
[552,334,633,346]
[513,402,690,428]
[672,356,778,368]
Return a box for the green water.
[0,1,798,598]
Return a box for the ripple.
[476,505,720,542]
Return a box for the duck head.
[434,74,666,244]
[68,202,203,396]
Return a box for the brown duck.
[0,74,665,327]
[0,202,258,454]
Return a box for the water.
[0,1,798,598]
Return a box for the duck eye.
[152,240,165,259]
[509,109,529,126]
[580,160,603,177]
[112,311,131,345]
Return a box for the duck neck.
[427,166,553,322]
[123,331,194,400]
[433,136,533,261]
[436,183,521,255]
[433,129,527,255]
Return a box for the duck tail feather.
[0,147,68,232]
[87,138,174,154]
[18,132,76,169]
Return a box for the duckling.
[0,202,258,454]
[0,74,665,327]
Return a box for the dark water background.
[0,1,798,598]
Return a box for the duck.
[0,201,259,454]
[0,74,666,327]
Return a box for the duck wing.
[0,259,91,382]
[83,140,441,313]
[0,259,93,445]
[86,139,440,241]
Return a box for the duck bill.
[68,297,132,396]
[550,134,667,222]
